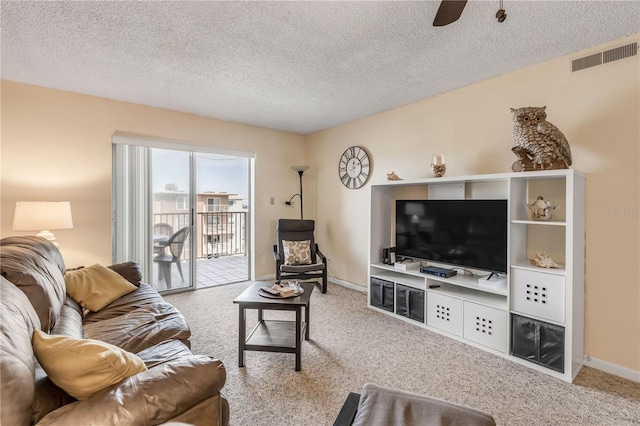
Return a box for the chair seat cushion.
[281,262,325,273]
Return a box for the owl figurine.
[510,106,572,171]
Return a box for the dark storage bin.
[512,314,564,373]
[395,284,425,323]
[370,277,394,312]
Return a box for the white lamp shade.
[12,201,74,231]
[291,165,310,173]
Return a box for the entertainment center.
[368,169,585,382]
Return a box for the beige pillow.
[65,264,137,312]
[32,329,147,400]
[282,240,312,265]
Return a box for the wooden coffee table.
[233,281,314,371]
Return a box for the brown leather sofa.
[0,236,229,425]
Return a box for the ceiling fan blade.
[433,0,468,26]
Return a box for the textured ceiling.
[2,1,639,135]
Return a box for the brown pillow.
[282,240,312,265]
[32,329,147,400]
[65,264,137,312]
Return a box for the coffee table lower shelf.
[245,319,307,352]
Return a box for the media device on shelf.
[420,265,458,278]
[395,199,508,275]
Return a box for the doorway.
[113,137,253,294]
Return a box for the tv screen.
[395,199,507,274]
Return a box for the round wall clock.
[338,146,371,189]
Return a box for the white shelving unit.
[368,169,585,382]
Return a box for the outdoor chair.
[153,222,174,255]
[154,226,190,289]
[273,219,327,294]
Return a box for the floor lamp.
[285,165,310,219]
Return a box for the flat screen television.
[395,199,508,274]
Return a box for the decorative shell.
[528,195,555,221]
[530,251,559,268]
[387,171,402,181]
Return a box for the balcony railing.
[153,212,247,259]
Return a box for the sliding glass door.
[113,136,253,294]
[151,149,195,291]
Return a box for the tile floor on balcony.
[151,254,249,292]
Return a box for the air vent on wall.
[571,42,637,72]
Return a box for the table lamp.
[12,201,73,246]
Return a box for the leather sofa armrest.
[36,355,226,426]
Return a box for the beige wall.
[1,35,638,373]
[306,35,639,372]
[0,82,306,277]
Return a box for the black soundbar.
[420,266,457,278]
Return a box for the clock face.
[338,146,371,189]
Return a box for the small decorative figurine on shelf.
[530,252,559,268]
[386,171,402,181]
[528,195,556,221]
[510,106,572,172]
[431,154,446,177]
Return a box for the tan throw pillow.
[282,240,312,265]
[32,329,147,400]
[65,264,137,312]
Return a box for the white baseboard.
[255,274,367,293]
[328,276,367,293]
[255,273,275,281]
[584,356,640,383]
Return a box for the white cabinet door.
[511,269,565,324]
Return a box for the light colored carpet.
[165,281,640,426]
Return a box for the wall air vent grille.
[572,53,602,72]
[603,42,637,64]
[571,42,637,72]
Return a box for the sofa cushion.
[0,236,67,332]
[0,277,41,426]
[65,264,137,312]
[83,300,192,353]
[32,329,147,400]
[136,339,193,369]
[83,283,191,352]
[31,296,85,423]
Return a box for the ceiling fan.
[433,0,507,26]
[433,0,467,26]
